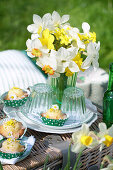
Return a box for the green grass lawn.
[0,0,113,71]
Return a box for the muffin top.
[42,105,66,120]
[0,138,25,153]
[2,119,24,138]
[3,119,23,131]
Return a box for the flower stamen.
[31,48,42,57]
[42,65,55,75]
[80,136,93,146]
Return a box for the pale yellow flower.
[71,124,98,153]
[97,123,113,150]
[39,29,54,50]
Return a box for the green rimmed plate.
[0,139,26,159]
[1,90,30,107]
[40,114,68,126]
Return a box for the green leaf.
[0,162,3,170]
[43,155,49,170]
[73,150,83,170]
[64,143,71,170]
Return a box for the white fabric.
[0,50,46,95]
[76,66,109,107]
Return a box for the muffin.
[5,87,28,100]
[0,119,26,139]
[41,105,67,120]
[0,138,25,153]
[41,105,67,126]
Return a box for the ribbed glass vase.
[48,73,77,108]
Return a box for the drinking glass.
[61,87,86,122]
[20,83,54,115]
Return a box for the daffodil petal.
[26,39,32,49]
[61,15,70,24]
[108,125,113,137]
[82,22,90,34]
[27,24,38,33]
[99,123,107,133]
[33,14,42,24]
[71,142,84,153]
[31,34,39,40]
[52,11,60,24]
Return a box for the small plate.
[3,106,97,134]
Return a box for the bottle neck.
[108,70,113,91]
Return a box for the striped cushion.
[0,50,47,95]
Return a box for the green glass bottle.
[103,63,113,128]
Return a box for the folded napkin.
[0,136,35,164]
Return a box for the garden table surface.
[0,104,112,170]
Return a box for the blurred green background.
[0,0,113,71]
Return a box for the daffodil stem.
[64,143,71,170]
[0,161,3,170]
[73,150,83,170]
[100,163,104,169]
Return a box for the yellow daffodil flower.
[97,123,113,150]
[80,136,93,146]
[78,32,96,44]
[103,135,113,147]
[39,29,54,50]
[71,124,98,153]
[89,32,96,42]
[54,28,71,46]
[73,53,85,71]
[65,67,74,77]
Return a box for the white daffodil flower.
[27,13,52,34]
[36,50,57,74]
[51,11,70,27]
[82,22,90,34]
[81,41,100,70]
[71,124,98,153]
[56,47,79,73]
[66,26,85,49]
[26,38,49,58]
[97,123,113,150]
[101,164,113,170]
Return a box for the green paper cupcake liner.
[41,115,67,127]
[0,149,25,159]
[1,91,30,107]
[0,140,26,159]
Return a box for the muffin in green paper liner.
[1,87,30,107]
[40,104,68,126]
[0,118,27,139]
[0,138,26,159]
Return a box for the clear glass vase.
[48,73,77,107]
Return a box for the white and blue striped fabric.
[0,50,47,95]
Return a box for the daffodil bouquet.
[26,11,100,78]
